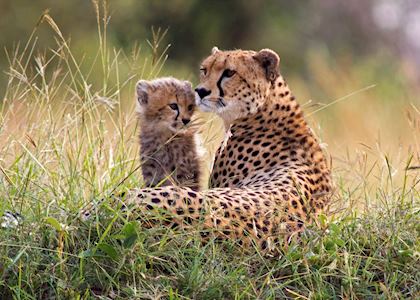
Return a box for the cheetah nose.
[195,87,211,99]
[182,118,190,125]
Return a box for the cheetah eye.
[200,67,207,76]
[223,69,236,78]
[187,104,194,111]
[168,103,179,110]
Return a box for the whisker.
[203,97,224,103]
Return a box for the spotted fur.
[86,48,332,251]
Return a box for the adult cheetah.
[107,48,332,250]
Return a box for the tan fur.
[83,49,332,252]
[136,77,201,191]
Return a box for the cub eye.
[223,69,236,78]
[200,67,207,76]
[168,103,178,110]
[187,104,194,111]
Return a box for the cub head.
[195,47,280,123]
[136,77,196,132]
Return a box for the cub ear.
[253,49,280,83]
[184,80,193,90]
[211,46,220,55]
[136,80,149,105]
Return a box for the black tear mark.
[217,73,225,97]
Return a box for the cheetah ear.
[253,49,280,83]
[211,46,220,55]
[136,80,149,105]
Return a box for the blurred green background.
[2,0,420,81]
[0,0,419,159]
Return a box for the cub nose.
[195,87,211,99]
[182,118,190,125]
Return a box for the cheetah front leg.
[122,186,293,252]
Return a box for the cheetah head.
[195,47,280,124]
[136,77,196,133]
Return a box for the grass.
[1,7,419,300]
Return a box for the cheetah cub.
[136,77,202,191]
